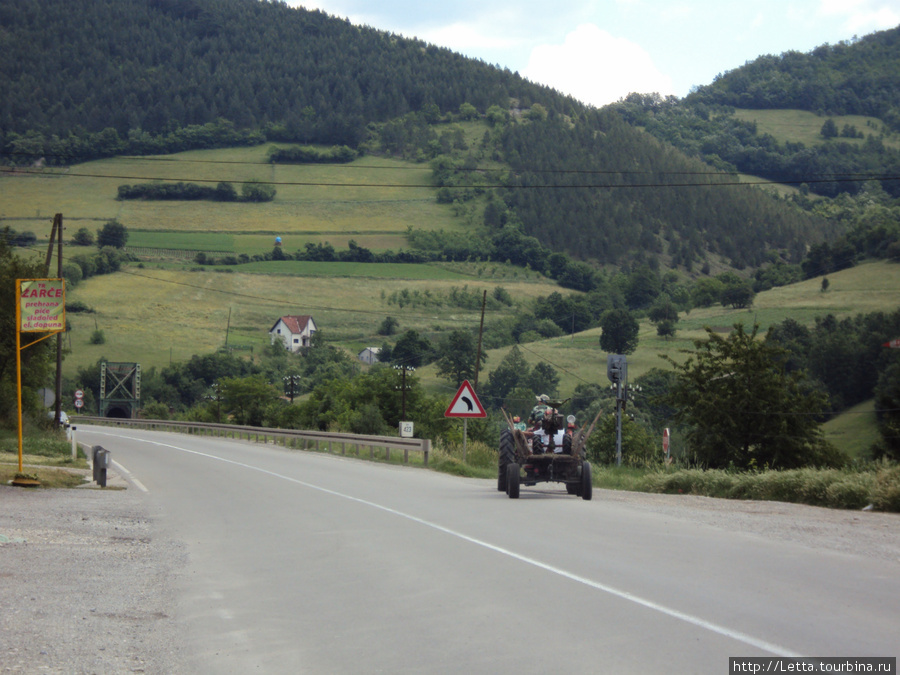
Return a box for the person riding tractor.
[528,394,553,424]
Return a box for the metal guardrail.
[73,416,431,466]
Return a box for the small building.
[358,347,381,365]
[270,315,317,352]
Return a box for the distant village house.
[358,347,381,365]
[270,315,317,352]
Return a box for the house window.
[293,338,299,344]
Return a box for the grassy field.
[423,259,900,400]
[62,265,565,373]
[731,108,899,149]
[0,146,464,242]
[127,230,412,256]
[230,260,477,279]
[63,257,900,384]
[822,399,880,459]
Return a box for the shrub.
[632,466,899,511]
[65,300,94,313]
[872,465,900,511]
[89,329,106,344]
[825,477,873,510]
[72,227,94,246]
[62,262,83,286]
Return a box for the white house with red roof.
[269,315,317,352]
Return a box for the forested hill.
[0,0,574,148]
[614,26,900,203]
[687,27,900,123]
[0,0,826,270]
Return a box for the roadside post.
[92,445,110,487]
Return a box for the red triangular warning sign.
[444,380,487,418]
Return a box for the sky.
[289,0,900,107]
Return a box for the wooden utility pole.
[473,290,486,391]
[44,214,64,426]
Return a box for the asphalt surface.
[2,425,898,674]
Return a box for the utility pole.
[208,382,222,423]
[473,290,486,391]
[283,374,300,403]
[44,214,64,427]
[394,365,415,419]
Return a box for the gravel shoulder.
[594,487,900,564]
[2,465,898,673]
[0,471,186,674]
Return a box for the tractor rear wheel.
[498,429,515,492]
[507,462,520,499]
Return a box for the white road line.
[111,460,149,492]
[89,430,804,658]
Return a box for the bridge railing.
[73,416,431,466]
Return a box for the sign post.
[15,279,66,476]
[444,380,487,463]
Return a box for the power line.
[4,165,899,191]
[4,151,899,181]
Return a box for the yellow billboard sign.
[18,278,66,333]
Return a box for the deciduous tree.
[661,324,840,469]
[97,220,128,249]
[434,330,485,387]
[599,308,639,355]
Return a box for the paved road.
[76,426,898,674]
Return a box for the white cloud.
[418,21,520,52]
[816,0,900,31]
[521,24,674,107]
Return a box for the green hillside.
[689,28,900,121]
[0,0,832,273]
[0,145,464,254]
[618,26,900,203]
[59,253,898,400]
[2,0,899,461]
[453,259,900,392]
[60,263,561,374]
[731,109,900,149]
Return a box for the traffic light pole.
[615,378,623,466]
[607,354,628,467]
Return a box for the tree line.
[0,0,576,161]
[688,27,900,126]
[117,180,276,202]
[613,93,900,201]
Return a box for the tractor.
[497,401,600,500]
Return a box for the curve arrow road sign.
[444,380,487,418]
